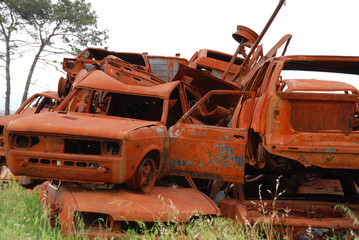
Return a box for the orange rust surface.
[219,198,359,230]
[36,181,220,236]
[188,49,243,81]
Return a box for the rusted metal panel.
[283,79,358,93]
[188,49,243,81]
[147,55,188,82]
[36,181,220,237]
[168,125,247,182]
[219,199,359,230]
[166,90,255,183]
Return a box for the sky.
[2,0,359,111]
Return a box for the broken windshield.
[64,88,164,121]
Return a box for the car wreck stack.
[2,0,359,237]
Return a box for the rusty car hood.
[0,114,23,127]
[5,112,160,139]
[63,184,220,222]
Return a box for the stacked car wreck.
[3,0,359,237]
[4,41,248,235]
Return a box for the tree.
[0,0,108,113]
[15,0,108,103]
[0,0,26,115]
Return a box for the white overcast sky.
[2,0,359,111]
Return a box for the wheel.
[127,157,156,193]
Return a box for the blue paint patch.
[310,148,316,152]
[325,148,336,153]
[156,127,166,137]
[220,161,230,168]
[218,135,231,141]
[168,128,184,138]
[169,159,193,168]
[212,142,244,167]
[322,154,335,163]
[212,70,221,78]
[169,169,224,181]
[349,118,353,130]
[169,138,177,144]
[326,155,335,162]
[207,150,218,165]
[189,129,208,137]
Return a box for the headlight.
[102,141,121,155]
[13,135,39,148]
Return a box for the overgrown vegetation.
[0,181,62,239]
[1,181,358,239]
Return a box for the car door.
[166,90,254,183]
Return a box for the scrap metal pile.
[2,0,359,238]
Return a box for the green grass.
[0,181,273,240]
[0,181,357,240]
[0,181,63,240]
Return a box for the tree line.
[0,0,108,115]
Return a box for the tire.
[127,157,156,193]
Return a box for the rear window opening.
[279,69,359,94]
[277,62,359,132]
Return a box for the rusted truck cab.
[239,55,359,173]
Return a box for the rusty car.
[5,63,244,193]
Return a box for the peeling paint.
[325,148,336,153]
[322,154,335,163]
[169,159,193,168]
[169,128,184,138]
[169,169,224,181]
[156,127,166,136]
[218,135,232,141]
